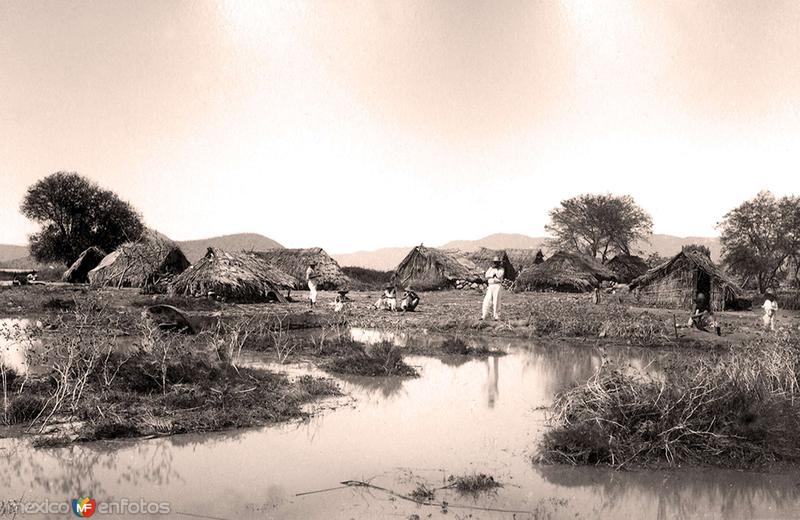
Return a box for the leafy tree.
[718,191,800,293]
[545,194,653,262]
[682,244,712,257]
[20,172,145,265]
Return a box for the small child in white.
[762,293,779,331]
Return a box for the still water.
[1,330,799,519]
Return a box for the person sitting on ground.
[334,290,350,313]
[687,292,721,336]
[375,285,397,311]
[762,292,779,331]
[400,287,420,312]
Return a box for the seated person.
[400,287,420,312]
[687,293,721,336]
[334,290,350,312]
[375,286,397,311]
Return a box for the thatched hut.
[629,250,744,310]
[393,245,485,290]
[516,250,616,293]
[506,248,546,276]
[169,248,297,302]
[88,234,190,289]
[467,248,517,280]
[606,254,649,284]
[254,247,351,290]
[62,247,106,283]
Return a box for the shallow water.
[1,333,799,519]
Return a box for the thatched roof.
[62,247,106,283]
[168,247,297,302]
[516,250,616,292]
[630,250,743,296]
[254,247,351,290]
[467,248,518,280]
[88,232,190,289]
[394,245,484,290]
[606,254,649,284]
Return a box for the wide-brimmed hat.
[492,255,501,263]
[309,261,317,266]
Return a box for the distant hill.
[332,247,412,271]
[334,233,722,270]
[176,233,284,263]
[0,244,29,263]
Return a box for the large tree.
[20,172,145,265]
[545,194,653,262]
[718,191,800,292]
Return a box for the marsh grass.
[321,339,418,377]
[447,473,502,495]
[538,330,800,468]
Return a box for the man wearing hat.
[306,261,319,309]
[481,256,505,320]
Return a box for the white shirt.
[485,267,505,284]
[763,299,778,315]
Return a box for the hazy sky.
[2,0,799,253]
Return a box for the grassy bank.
[0,300,339,446]
[537,330,800,469]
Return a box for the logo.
[71,497,96,517]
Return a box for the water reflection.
[0,334,796,520]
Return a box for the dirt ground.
[3,283,797,349]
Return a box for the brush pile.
[538,330,800,468]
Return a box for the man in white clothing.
[306,261,319,309]
[481,256,504,320]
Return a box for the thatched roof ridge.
[394,245,485,290]
[169,247,296,302]
[254,247,351,290]
[88,233,190,289]
[630,250,743,295]
[62,246,106,283]
[606,254,649,283]
[516,250,616,292]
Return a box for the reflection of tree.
[0,437,183,498]
[534,464,800,520]
[336,373,407,399]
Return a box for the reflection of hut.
[629,250,744,310]
[254,248,351,290]
[516,251,616,293]
[394,245,484,290]
[606,254,649,284]
[169,248,297,303]
[62,247,105,283]
[467,248,517,280]
[88,233,189,289]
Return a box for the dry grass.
[447,473,502,495]
[538,330,800,469]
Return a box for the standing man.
[306,260,319,309]
[481,256,505,321]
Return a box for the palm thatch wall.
[254,247,351,290]
[516,250,616,293]
[394,245,485,290]
[88,233,190,289]
[629,250,744,310]
[168,247,297,302]
[467,248,518,280]
[606,254,649,284]
[62,246,106,283]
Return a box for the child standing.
[762,293,779,331]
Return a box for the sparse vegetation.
[447,473,502,495]
[321,339,418,377]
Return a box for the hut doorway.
[696,270,712,300]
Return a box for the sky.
[1,0,799,253]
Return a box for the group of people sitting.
[375,286,420,312]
